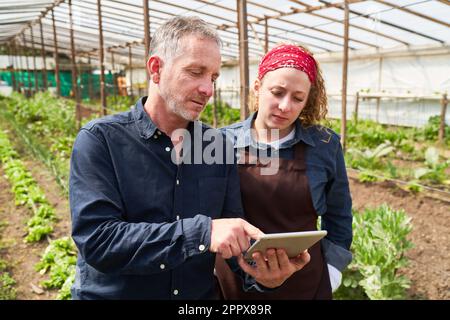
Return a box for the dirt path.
[0,156,70,300]
[0,166,55,299]
[349,177,450,299]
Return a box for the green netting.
[0,70,115,99]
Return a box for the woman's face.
[254,67,311,134]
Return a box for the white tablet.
[244,230,327,261]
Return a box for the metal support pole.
[8,43,17,91]
[39,20,48,90]
[237,0,249,120]
[30,27,39,92]
[438,94,448,145]
[143,0,150,89]
[69,0,82,129]
[213,82,218,128]
[88,56,93,100]
[264,17,269,53]
[22,33,32,96]
[353,91,359,124]
[14,40,23,92]
[52,9,61,96]
[111,50,117,101]
[128,45,133,97]
[341,0,349,151]
[97,0,107,115]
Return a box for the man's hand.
[237,249,311,288]
[210,218,264,259]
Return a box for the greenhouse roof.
[0,0,449,65]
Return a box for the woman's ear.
[253,79,261,95]
[146,56,162,83]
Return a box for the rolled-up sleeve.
[70,128,211,275]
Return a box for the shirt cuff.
[181,214,212,258]
[327,263,342,292]
[321,238,353,271]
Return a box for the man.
[70,16,309,300]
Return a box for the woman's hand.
[237,249,311,288]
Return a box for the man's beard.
[161,89,200,122]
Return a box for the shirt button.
[153,135,158,139]
[157,130,162,135]
[176,215,180,220]
[173,289,179,295]
[165,147,171,152]
[176,179,180,185]
[160,264,165,270]
[199,244,206,252]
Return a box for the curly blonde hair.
[249,44,328,127]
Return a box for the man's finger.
[237,233,250,253]
[220,245,233,259]
[242,221,264,240]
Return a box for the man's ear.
[147,56,162,83]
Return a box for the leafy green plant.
[405,181,422,193]
[358,171,379,183]
[0,260,16,300]
[347,141,395,171]
[36,237,77,300]
[414,147,450,185]
[334,204,413,300]
[421,115,450,144]
[0,130,56,242]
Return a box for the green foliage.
[420,115,450,144]
[36,237,77,300]
[106,95,135,112]
[0,260,16,300]
[200,101,240,127]
[358,171,379,183]
[405,181,422,193]
[414,147,450,185]
[0,130,56,242]
[334,204,413,300]
[347,141,395,171]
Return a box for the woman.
[215,44,353,300]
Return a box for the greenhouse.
[0,0,449,302]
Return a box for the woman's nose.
[278,98,292,112]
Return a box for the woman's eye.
[295,97,304,102]
[271,91,282,96]
[190,70,202,76]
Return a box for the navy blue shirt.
[70,97,252,299]
[222,113,353,271]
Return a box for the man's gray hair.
[149,16,222,61]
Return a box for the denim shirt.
[69,97,259,300]
[221,113,353,271]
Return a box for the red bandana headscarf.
[258,44,317,84]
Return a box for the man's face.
[158,35,221,121]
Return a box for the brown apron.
[215,142,332,300]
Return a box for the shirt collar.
[133,97,202,141]
[235,112,315,149]
[133,96,158,139]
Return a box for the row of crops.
[0,91,448,299]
